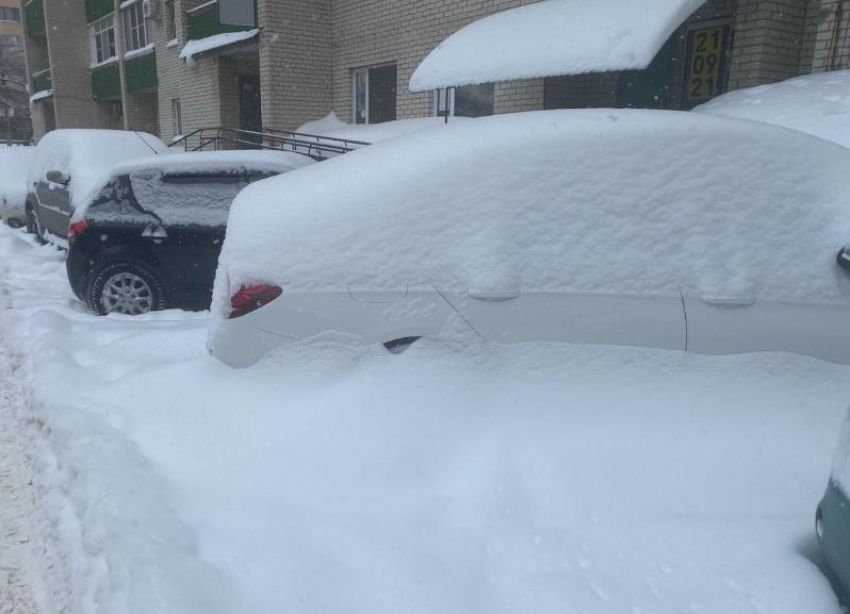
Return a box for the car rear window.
[129,171,265,227]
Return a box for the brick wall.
[43,0,96,129]
[800,0,850,73]
[257,0,333,132]
[727,0,807,89]
[329,0,545,126]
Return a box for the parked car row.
[0,111,849,600]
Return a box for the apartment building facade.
[0,0,31,142]
[19,0,850,142]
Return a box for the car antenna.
[134,130,160,156]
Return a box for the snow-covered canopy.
[216,109,850,319]
[180,29,259,64]
[28,129,168,208]
[695,70,850,149]
[409,0,706,92]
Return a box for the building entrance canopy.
[409,0,707,92]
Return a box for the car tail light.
[68,221,88,243]
[229,284,283,319]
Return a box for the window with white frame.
[123,0,153,52]
[352,64,397,125]
[166,0,177,44]
[89,14,117,66]
[434,83,495,118]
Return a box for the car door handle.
[468,290,520,302]
[701,296,757,308]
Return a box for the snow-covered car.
[208,109,850,368]
[0,146,35,228]
[26,129,168,245]
[66,151,313,315]
[695,70,850,149]
[818,409,850,597]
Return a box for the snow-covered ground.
[0,223,848,613]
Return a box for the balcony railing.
[187,1,255,41]
[31,68,51,93]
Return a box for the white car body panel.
[441,291,687,350]
[684,295,850,364]
[211,287,459,368]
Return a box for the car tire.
[25,205,46,244]
[86,259,168,316]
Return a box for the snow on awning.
[180,29,260,64]
[409,0,706,92]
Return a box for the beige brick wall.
[258,0,333,132]
[800,0,850,73]
[330,0,545,126]
[727,0,807,89]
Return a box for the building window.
[171,98,182,137]
[0,7,20,22]
[89,14,117,66]
[352,64,397,125]
[166,0,177,44]
[435,83,495,118]
[123,0,153,53]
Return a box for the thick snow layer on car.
[409,0,706,91]
[28,129,168,208]
[216,109,850,325]
[695,70,850,149]
[0,146,34,222]
[297,112,467,145]
[0,225,847,614]
[72,150,313,225]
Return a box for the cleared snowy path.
[0,295,71,613]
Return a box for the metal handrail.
[169,126,370,160]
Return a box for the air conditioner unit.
[142,0,160,20]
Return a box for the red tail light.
[68,221,88,243]
[229,284,283,319]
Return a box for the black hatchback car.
[66,151,311,315]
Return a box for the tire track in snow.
[0,251,72,614]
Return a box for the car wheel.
[86,260,168,316]
[26,207,47,245]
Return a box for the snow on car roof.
[409,0,707,91]
[0,146,34,213]
[71,150,314,224]
[103,149,314,178]
[28,129,169,207]
[215,109,850,320]
[695,70,850,149]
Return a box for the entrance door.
[238,74,262,146]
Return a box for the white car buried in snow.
[209,109,850,368]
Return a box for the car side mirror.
[46,170,70,185]
[838,247,850,273]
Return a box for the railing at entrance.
[169,127,370,161]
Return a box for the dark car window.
[130,171,255,228]
[85,175,153,224]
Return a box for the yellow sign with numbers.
[685,26,728,103]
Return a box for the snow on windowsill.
[118,0,141,9]
[90,57,119,70]
[167,38,179,49]
[124,44,155,61]
[179,29,259,65]
[30,89,52,103]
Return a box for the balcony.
[187,1,255,41]
[31,68,50,94]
